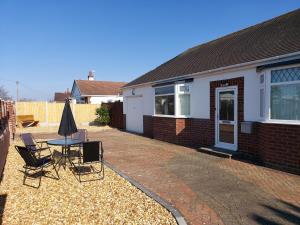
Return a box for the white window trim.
[153,83,192,118]
[176,83,191,117]
[154,84,176,116]
[258,73,266,119]
[264,64,300,125]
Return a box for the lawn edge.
[104,160,187,225]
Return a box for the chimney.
[88,70,95,81]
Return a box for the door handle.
[222,120,231,124]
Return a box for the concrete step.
[198,147,237,159]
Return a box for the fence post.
[45,101,48,126]
[72,102,76,120]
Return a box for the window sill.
[153,114,191,119]
[260,120,300,125]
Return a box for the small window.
[271,67,300,83]
[260,89,265,118]
[260,74,265,84]
[155,86,174,95]
[179,85,190,93]
[259,73,265,118]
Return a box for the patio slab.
[34,129,300,225]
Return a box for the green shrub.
[95,105,110,125]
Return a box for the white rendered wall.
[123,86,154,116]
[123,67,260,121]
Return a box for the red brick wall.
[257,123,300,173]
[143,115,153,138]
[0,100,15,180]
[7,101,16,139]
[123,114,126,130]
[148,116,212,147]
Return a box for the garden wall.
[0,100,15,180]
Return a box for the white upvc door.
[215,86,238,151]
[126,96,143,134]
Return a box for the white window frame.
[154,85,176,117]
[153,83,192,118]
[176,83,191,117]
[264,64,300,125]
[258,73,266,119]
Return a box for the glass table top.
[47,138,82,146]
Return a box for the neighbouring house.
[122,9,300,173]
[71,71,127,104]
[53,89,71,102]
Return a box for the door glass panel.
[219,91,234,121]
[219,124,234,144]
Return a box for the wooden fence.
[16,102,101,126]
[0,100,15,180]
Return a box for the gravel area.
[0,140,177,225]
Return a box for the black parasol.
[58,98,77,139]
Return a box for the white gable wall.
[123,67,261,121]
[71,83,82,101]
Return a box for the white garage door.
[126,97,143,133]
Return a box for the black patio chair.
[15,145,59,188]
[74,141,104,182]
[20,133,52,156]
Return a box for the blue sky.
[0,0,299,100]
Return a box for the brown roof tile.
[125,8,300,87]
[54,92,71,102]
[75,80,127,96]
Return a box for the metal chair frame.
[20,133,52,157]
[74,141,104,183]
[15,145,59,188]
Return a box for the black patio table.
[47,138,82,170]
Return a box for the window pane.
[179,94,190,115]
[179,85,190,93]
[219,91,234,121]
[155,95,174,115]
[219,124,234,144]
[155,86,174,95]
[260,89,265,117]
[271,67,300,83]
[271,83,300,120]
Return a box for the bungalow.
[71,71,127,104]
[122,9,300,172]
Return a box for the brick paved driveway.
[36,129,300,225]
